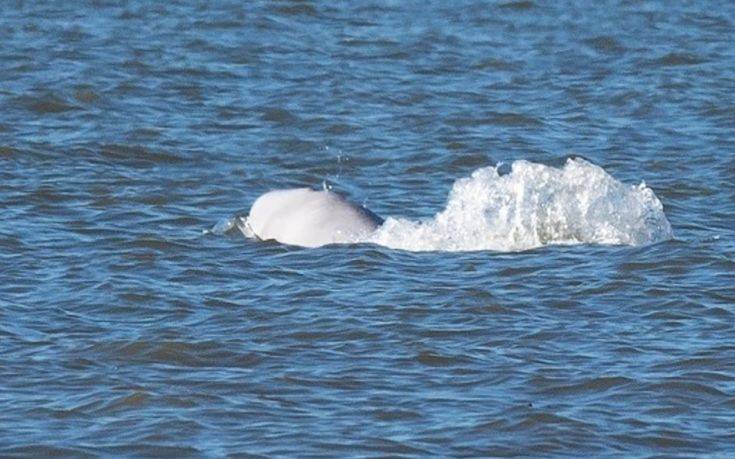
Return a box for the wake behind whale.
[228,158,673,252]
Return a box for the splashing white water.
[366,158,673,252]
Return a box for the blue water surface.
[1,0,734,456]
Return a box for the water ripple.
[1,0,734,456]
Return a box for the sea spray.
[368,158,673,252]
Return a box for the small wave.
[368,158,673,252]
[22,93,78,114]
[584,36,626,55]
[73,86,100,105]
[260,106,299,124]
[272,3,319,16]
[498,1,536,10]
[98,144,185,166]
[652,52,706,67]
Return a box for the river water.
[1,0,734,456]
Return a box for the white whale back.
[241,188,383,248]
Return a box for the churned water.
[2,0,735,456]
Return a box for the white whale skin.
[239,188,383,248]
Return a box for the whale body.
[238,188,383,248]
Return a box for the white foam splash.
[366,158,673,252]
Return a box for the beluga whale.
[237,187,383,248]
